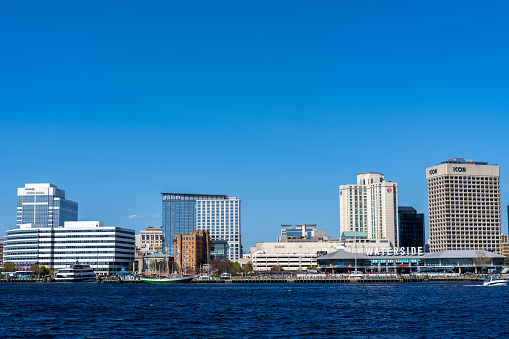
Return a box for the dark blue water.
[1,282,508,338]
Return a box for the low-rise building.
[317,248,506,274]
[4,221,135,274]
[136,226,163,251]
[210,239,228,260]
[251,224,345,271]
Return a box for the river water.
[1,282,508,338]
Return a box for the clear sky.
[1,1,509,250]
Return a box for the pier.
[0,275,487,284]
[193,275,484,283]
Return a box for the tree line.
[0,263,53,276]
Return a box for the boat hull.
[484,281,508,286]
[55,277,96,282]
[141,276,195,284]
[483,278,509,286]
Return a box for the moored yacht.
[55,262,96,282]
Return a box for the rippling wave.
[1,282,508,338]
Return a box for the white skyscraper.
[427,158,501,253]
[339,173,398,246]
[195,197,241,261]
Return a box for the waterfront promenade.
[0,274,489,284]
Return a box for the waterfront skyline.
[1,2,509,249]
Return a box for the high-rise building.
[162,193,241,261]
[4,221,135,273]
[174,230,210,275]
[17,183,78,228]
[427,158,501,253]
[339,173,399,246]
[398,206,424,248]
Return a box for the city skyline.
[1,2,509,249]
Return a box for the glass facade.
[17,184,78,228]
[210,240,228,260]
[398,206,424,248]
[162,193,241,260]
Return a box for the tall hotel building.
[162,193,241,261]
[17,183,78,228]
[427,158,501,253]
[339,173,399,246]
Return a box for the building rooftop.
[341,231,368,239]
[423,250,505,259]
[398,206,417,214]
[318,249,503,261]
[439,158,490,165]
[161,192,228,197]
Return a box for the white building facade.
[195,197,240,261]
[3,221,135,274]
[427,158,501,253]
[251,241,346,271]
[339,173,399,247]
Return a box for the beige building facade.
[138,227,163,251]
[427,158,501,254]
[339,173,399,247]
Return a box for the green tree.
[232,262,241,273]
[2,262,16,272]
[474,250,490,274]
[30,264,43,277]
[271,265,283,272]
[241,262,253,274]
[211,259,238,274]
[40,266,50,276]
[504,258,509,266]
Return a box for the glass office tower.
[17,183,78,228]
[398,206,424,248]
[162,193,241,260]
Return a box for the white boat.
[220,272,231,280]
[483,276,509,286]
[55,263,96,282]
[197,273,216,281]
[349,270,364,279]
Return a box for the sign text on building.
[365,247,423,256]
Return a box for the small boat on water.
[220,272,231,280]
[55,263,96,282]
[483,276,509,286]
[140,275,196,284]
[348,270,364,279]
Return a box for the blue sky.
[1,1,509,249]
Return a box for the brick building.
[174,230,210,275]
